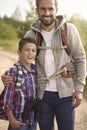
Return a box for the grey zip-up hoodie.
[24,15,86,99]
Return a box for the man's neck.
[41,22,55,32]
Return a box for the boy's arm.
[6,110,25,129]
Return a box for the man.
[1,0,86,130]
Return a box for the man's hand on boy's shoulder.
[1,71,13,87]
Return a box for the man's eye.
[49,8,54,11]
[40,8,45,11]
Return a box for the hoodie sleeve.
[67,23,86,92]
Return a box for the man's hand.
[1,71,13,87]
[72,91,83,108]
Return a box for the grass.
[0,39,19,53]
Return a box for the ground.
[0,48,87,130]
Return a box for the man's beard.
[40,17,56,26]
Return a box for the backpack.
[0,89,8,120]
[36,23,76,80]
[36,23,71,57]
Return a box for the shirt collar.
[17,60,36,74]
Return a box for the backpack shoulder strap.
[36,24,71,57]
[61,23,71,55]
[36,32,42,46]
[13,62,23,89]
[36,32,42,55]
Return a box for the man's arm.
[1,71,13,86]
[68,23,86,107]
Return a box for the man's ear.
[56,7,58,13]
[36,8,38,14]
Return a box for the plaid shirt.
[3,61,37,126]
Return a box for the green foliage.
[0,19,18,39]
[16,21,31,38]
[69,15,87,52]
[26,0,38,21]
[0,16,32,53]
[0,17,31,39]
[0,0,37,39]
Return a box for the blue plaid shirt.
[4,61,37,126]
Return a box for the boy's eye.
[24,49,29,52]
[23,49,36,52]
[32,49,36,52]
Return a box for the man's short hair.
[36,0,58,8]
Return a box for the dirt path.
[0,49,87,130]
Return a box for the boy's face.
[18,42,37,67]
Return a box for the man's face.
[36,0,57,27]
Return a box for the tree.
[0,20,18,39]
[11,7,22,21]
[25,0,37,22]
[69,14,87,53]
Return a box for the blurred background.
[0,1,87,130]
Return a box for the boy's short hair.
[18,37,36,51]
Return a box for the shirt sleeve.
[3,66,17,110]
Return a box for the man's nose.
[45,9,50,16]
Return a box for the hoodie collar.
[31,15,66,32]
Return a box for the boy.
[3,37,37,130]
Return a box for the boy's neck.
[21,60,31,71]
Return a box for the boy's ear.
[17,50,21,56]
